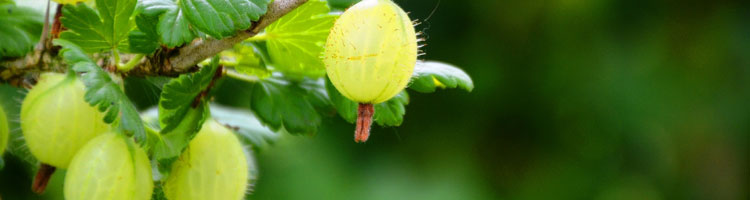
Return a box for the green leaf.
[151,58,218,160]
[136,0,197,48]
[211,77,253,107]
[251,77,325,134]
[54,39,93,64]
[128,29,159,53]
[223,43,270,78]
[325,76,356,123]
[158,57,219,133]
[142,103,275,157]
[96,0,136,48]
[138,0,176,17]
[128,30,159,53]
[134,13,158,36]
[210,104,278,150]
[0,4,42,58]
[152,102,209,160]
[60,0,136,53]
[264,0,337,77]
[409,61,475,93]
[73,61,147,141]
[55,39,147,143]
[146,76,173,89]
[159,7,196,47]
[328,0,359,10]
[59,4,107,52]
[180,0,270,38]
[128,15,160,54]
[123,77,163,109]
[300,78,333,113]
[373,91,408,126]
[326,76,410,127]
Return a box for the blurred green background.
[2,0,749,199]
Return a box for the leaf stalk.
[118,54,145,72]
[225,70,260,83]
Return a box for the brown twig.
[1,0,309,80]
[127,0,308,76]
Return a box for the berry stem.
[32,163,56,194]
[355,103,374,143]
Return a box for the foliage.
[326,77,410,126]
[0,3,42,58]
[222,43,271,78]
[158,58,217,134]
[56,39,147,143]
[0,0,473,199]
[251,77,327,134]
[410,61,474,93]
[128,15,161,54]
[325,60,472,126]
[263,0,337,77]
[151,57,217,161]
[131,0,270,50]
[180,0,270,38]
[59,0,136,52]
[134,0,198,49]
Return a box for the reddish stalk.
[32,163,56,194]
[355,103,374,143]
[50,5,64,40]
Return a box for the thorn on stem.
[355,103,374,143]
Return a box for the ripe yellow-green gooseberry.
[323,0,418,142]
[22,73,111,193]
[0,105,8,154]
[21,73,110,168]
[164,119,249,200]
[64,132,153,200]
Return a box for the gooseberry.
[21,73,110,168]
[163,119,249,200]
[64,132,153,200]
[323,0,418,142]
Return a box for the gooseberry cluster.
[18,73,251,199]
[0,0,472,199]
